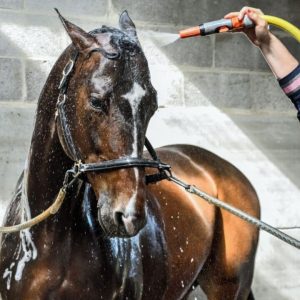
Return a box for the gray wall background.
[0,0,300,299]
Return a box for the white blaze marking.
[122,82,146,156]
[122,83,146,210]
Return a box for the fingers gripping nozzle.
[179,15,254,38]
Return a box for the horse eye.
[90,96,109,113]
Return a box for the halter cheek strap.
[56,50,80,161]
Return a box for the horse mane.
[89,26,141,56]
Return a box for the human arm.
[278,65,300,121]
[224,7,299,79]
[225,7,300,121]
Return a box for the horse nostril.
[114,211,125,227]
[121,215,138,236]
[113,211,140,236]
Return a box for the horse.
[0,10,260,300]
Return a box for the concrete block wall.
[0,1,299,107]
[0,1,300,299]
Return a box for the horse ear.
[55,8,98,53]
[119,10,137,38]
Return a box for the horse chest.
[105,232,168,299]
[43,222,166,299]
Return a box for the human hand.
[224,7,271,47]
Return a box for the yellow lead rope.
[0,188,66,233]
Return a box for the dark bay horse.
[0,11,260,300]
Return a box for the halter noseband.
[56,47,171,184]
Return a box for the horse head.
[55,11,158,238]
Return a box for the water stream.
[143,31,179,47]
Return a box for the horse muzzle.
[114,210,146,237]
[97,194,146,238]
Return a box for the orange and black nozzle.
[179,26,202,39]
[179,15,254,38]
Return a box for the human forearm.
[260,33,299,79]
[225,7,299,78]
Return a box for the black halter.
[55,47,171,184]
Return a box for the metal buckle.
[72,160,82,175]
[58,59,75,90]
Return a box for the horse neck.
[26,47,74,216]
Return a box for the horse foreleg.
[182,283,255,300]
[197,207,258,300]
[182,284,207,300]
[196,279,245,300]
[247,290,255,300]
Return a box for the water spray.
[179,15,300,42]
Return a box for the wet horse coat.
[0,11,259,300]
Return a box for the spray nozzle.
[179,15,254,38]
[179,26,201,39]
